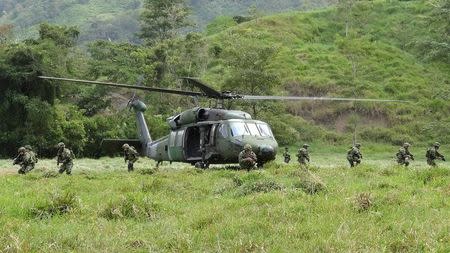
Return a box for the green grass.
[0,152,449,252]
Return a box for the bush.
[30,190,79,219]
[100,195,158,220]
[237,179,283,196]
[294,169,326,194]
[353,192,373,212]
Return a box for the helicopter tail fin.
[130,99,152,148]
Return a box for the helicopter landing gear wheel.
[195,161,209,169]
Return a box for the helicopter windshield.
[247,123,261,136]
[257,123,273,137]
[230,122,249,136]
[228,122,273,137]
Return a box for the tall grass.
[0,156,449,252]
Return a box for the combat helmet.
[403,142,410,148]
[303,144,309,148]
[433,142,440,147]
[57,142,65,149]
[122,143,130,150]
[355,143,361,148]
[244,144,252,151]
[18,147,26,153]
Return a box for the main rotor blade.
[241,95,408,103]
[39,76,204,97]
[181,77,223,98]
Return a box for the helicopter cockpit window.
[257,124,273,137]
[230,122,249,137]
[218,124,228,137]
[246,123,261,136]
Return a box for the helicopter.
[39,76,405,168]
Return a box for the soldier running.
[426,142,445,167]
[24,145,38,165]
[13,147,36,174]
[396,142,414,167]
[122,143,139,172]
[56,142,75,175]
[239,144,257,171]
[283,147,291,164]
[347,143,362,167]
[297,144,310,167]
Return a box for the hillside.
[202,0,450,145]
[0,0,448,157]
[0,0,334,42]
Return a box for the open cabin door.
[184,125,214,161]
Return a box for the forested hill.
[0,0,334,42]
[0,0,448,158]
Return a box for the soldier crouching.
[396,142,414,167]
[239,144,257,171]
[347,143,362,167]
[56,142,75,175]
[13,147,35,174]
[122,143,139,172]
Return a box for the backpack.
[425,148,433,159]
[30,151,38,163]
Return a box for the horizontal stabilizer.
[100,139,143,156]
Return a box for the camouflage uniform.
[13,147,35,174]
[426,142,445,167]
[297,144,310,166]
[123,143,139,172]
[347,143,362,167]
[56,142,74,175]
[239,144,257,171]
[396,143,414,167]
[283,147,291,164]
[25,145,38,166]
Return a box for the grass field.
[0,146,449,252]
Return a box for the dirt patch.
[335,112,389,133]
[0,168,17,176]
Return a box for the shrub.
[237,180,283,196]
[354,192,373,212]
[100,195,158,220]
[30,190,79,219]
[294,169,326,194]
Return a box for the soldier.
[426,142,445,167]
[396,142,414,167]
[24,145,38,166]
[56,142,75,175]
[297,144,310,166]
[239,144,257,171]
[13,147,35,174]
[347,143,362,167]
[283,147,291,164]
[122,143,139,172]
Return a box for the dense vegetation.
[0,0,449,158]
[0,0,333,42]
[0,153,449,251]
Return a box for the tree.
[0,24,82,157]
[221,36,280,117]
[415,0,450,62]
[39,23,79,47]
[0,24,13,44]
[139,0,191,44]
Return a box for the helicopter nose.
[259,145,275,159]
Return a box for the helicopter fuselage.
[146,119,278,165]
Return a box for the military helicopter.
[39,76,405,168]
